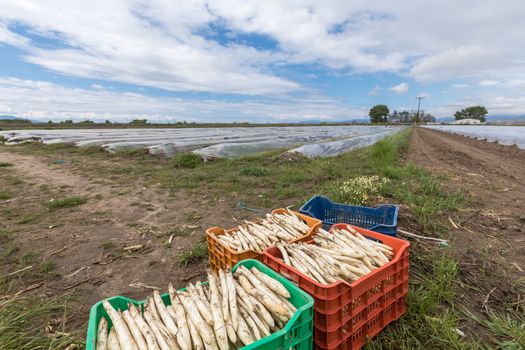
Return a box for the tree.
[130,119,148,125]
[369,104,389,123]
[105,119,112,124]
[454,106,488,122]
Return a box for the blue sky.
[0,1,524,123]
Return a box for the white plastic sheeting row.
[0,126,406,158]
[423,125,525,150]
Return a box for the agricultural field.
[0,125,405,159]
[424,125,525,149]
[1,127,524,349]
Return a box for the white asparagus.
[129,304,160,350]
[245,293,275,328]
[236,313,255,346]
[102,301,138,350]
[187,315,205,350]
[218,269,230,324]
[187,284,214,326]
[239,306,262,341]
[152,291,179,338]
[226,271,239,331]
[237,274,289,318]
[180,294,219,350]
[207,272,229,350]
[234,280,255,313]
[147,298,161,322]
[97,317,108,350]
[122,309,148,350]
[250,267,290,298]
[168,284,192,349]
[143,311,172,350]
[108,328,121,350]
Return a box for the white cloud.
[388,82,408,94]
[0,1,524,94]
[0,77,366,122]
[479,80,499,86]
[416,93,430,98]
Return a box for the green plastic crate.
[86,259,314,350]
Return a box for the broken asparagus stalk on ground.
[275,226,394,285]
[96,266,294,349]
[214,210,311,253]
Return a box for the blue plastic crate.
[299,195,398,236]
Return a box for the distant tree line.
[369,103,488,124]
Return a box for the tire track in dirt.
[409,127,525,313]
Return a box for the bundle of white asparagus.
[96,266,296,350]
[215,211,311,253]
[275,227,394,285]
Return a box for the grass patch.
[3,243,19,257]
[177,242,208,266]
[0,295,82,349]
[46,196,87,210]
[0,191,11,200]
[171,153,203,168]
[0,161,13,167]
[0,228,14,243]
[16,214,37,225]
[21,252,38,265]
[39,261,56,273]
[99,241,116,250]
[239,166,271,176]
[168,227,194,237]
[367,254,480,349]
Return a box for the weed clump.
[177,242,208,266]
[0,162,13,167]
[239,166,270,176]
[0,191,11,200]
[171,153,203,168]
[46,196,87,210]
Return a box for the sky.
[0,1,524,123]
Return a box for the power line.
[415,96,425,124]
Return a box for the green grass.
[39,261,56,273]
[16,214,37,225]
[0,228,14,243]
[367,254,480,350]
[171,153,203,168]
[0,161,13,167]
[239,166,271,176]
[46,196,87,210]
[0,191,11,200]
[99,241,115,250]
[177,242,208,266]
[0,295,82,349]
[21,252,38,265]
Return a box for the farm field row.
[0,125,406,158]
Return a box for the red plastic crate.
[207,208,321,272]
[263,223,410,350]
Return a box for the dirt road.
[409,127,525,313]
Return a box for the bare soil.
[409,128,525,316]
[0,151,261,328]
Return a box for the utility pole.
[415,96,425,124]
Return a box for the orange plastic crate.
[263,223,410,350]
[206,208,321,272]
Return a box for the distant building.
[388,110,435,123]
